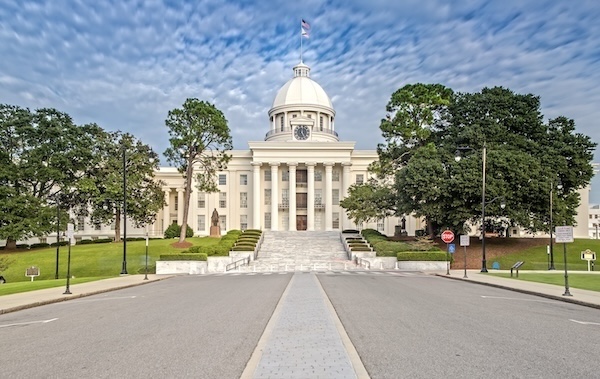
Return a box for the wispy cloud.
[1,0,599,197]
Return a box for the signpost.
[555,226,573,296]
[460,235,470,278]
[25,266,40,282]
[581,249,596,272]
[64,223,74,295]
[441,230,455,275]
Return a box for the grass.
[0,237,220,286]
[489,272,600,292]
[0,277,109,296]
[487,238,600,271]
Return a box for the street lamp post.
[456,143,503,273]
[594,223,599,239]
[55,198,60,279]
[121,145,128,275]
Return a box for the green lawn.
[489,272,600,292]
[487,238,600,271]
[0,237,220,286]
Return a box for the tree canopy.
[164,98,232,243]
[341,85,596,236]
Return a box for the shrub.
[350,246,372,251]
[244,229,262,233]
[50,241,69,247]
[160,253,207,261]
[30,243,50,249]
[93,238,113,244]
[16,244,30,249]
[232,246,255,251]
[397,252,449,261]
[76,240,94,245]
[342,229,360,234]
[164,223,194,239]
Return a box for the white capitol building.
[15,60,595,244]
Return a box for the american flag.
[301,19,310,38]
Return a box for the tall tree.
[164,99,232,244]
[0,104,103,248]
[79,131,165,241]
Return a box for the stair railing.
[355,257,371,270]
[226,256,250,272]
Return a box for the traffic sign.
[459,235,470,246]
[441,230,454,244]
[448,244,456,254]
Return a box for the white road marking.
[569,319,600,326]
[0,318,58,329]
[481,295,555,303]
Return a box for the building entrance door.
[296,215,307,231]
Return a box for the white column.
[270,162,279,231]
[190,182,198,232]
[307,163,315,231]
[325,162,333,231]
[342,162,352,229]
[162,187,171,232]
[289,163,297,231]
[252,162,261,229]
[176,188,185,225]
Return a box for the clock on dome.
[294,125,310,140]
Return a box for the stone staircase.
[245,231,356,272]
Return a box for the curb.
[0,276,173,315]
[435,274,600,310]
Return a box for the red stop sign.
[441,230,454,244]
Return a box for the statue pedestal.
[210,226,221,237]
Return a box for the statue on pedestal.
[210,208,221,237]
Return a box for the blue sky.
[1,0,599,202]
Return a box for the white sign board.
[554,226,574,243]
[67,223,75,240]
[459,235,470,247]
[581,250,596,261]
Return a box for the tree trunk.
[178,162,194,243]
[5,238,17,250]
[114,208,121,242]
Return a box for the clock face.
[294,125,310,140]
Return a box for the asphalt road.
[317,272,600,378]
[0,273,292,379]
[2,272,600,379]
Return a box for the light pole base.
[562,291,572,297]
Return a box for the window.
[219,192,227,208]
[197,192,206,208]
[240,174,248,185]
[377,219,384,232]
[94,222,101,231]
[197,215,205,231]
[77,215,85,231]
[174,194,178,211]
[315,169,322,182]
[292,114,297,118]
[265,212,271,229]
[219,215,227,231]
[240,192,248,208]
[356,174,364,184]
[332,189,340,205]
[280,115,284,131]
[282,189,289,207]
[332,170,340,181]
[219,174,226,185]
[296,170,307,184]
[265,169,271,181]
[39,237,47,244]
[265,189,271,205]
[240,215,248,231]
[333,212,340,229]
[315,189,322,205]
[320,116,324,131]
[282,170,289,181]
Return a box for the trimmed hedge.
[30,243,50,249]
[50,241,69,247]
[350,246,372,251]
[160,253,207,261]
[232,246,255,251]
[77,240,95,245]
[397,252,449,261]
[342,229,360,234]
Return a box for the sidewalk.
[0,274,171,314]
[436,269,600,309]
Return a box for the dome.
[271,62,334,111]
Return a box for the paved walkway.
[241,272,368,379]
